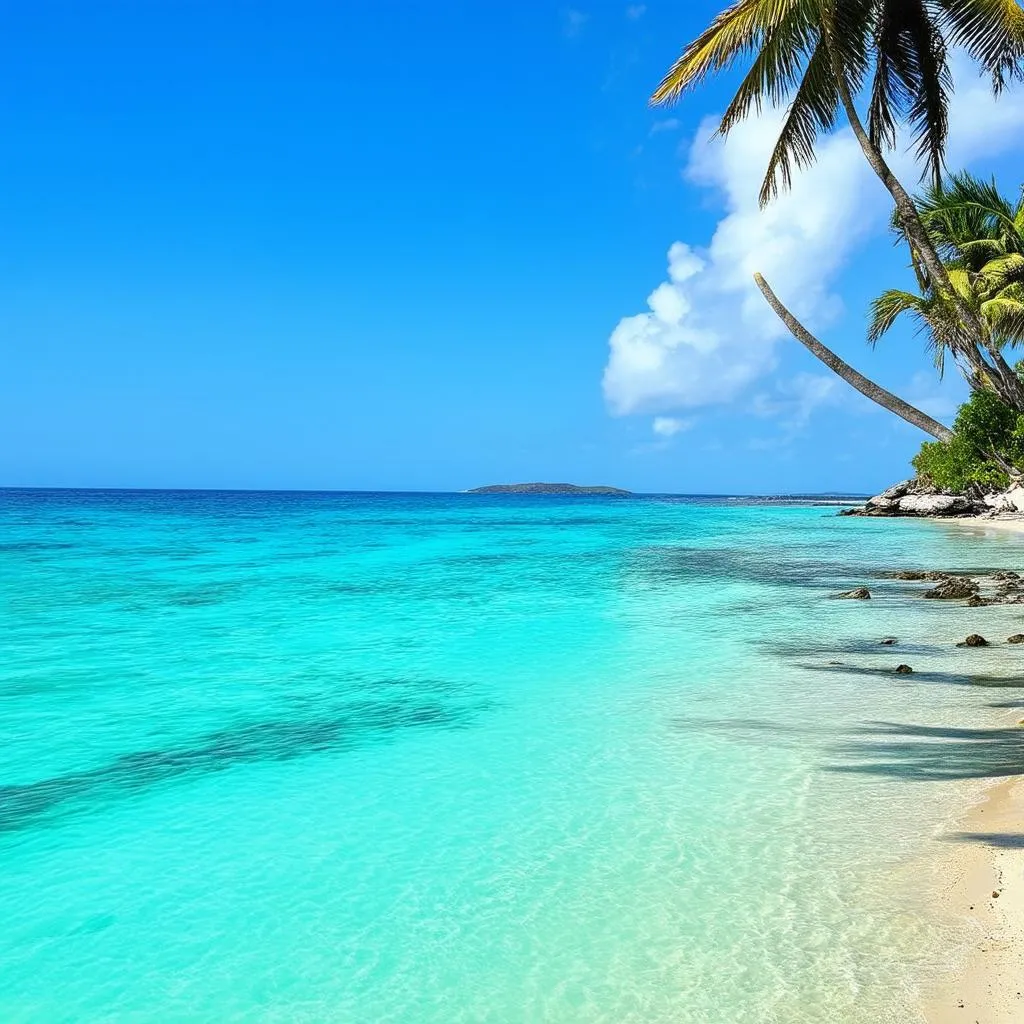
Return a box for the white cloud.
[652,415,693,437]
[562,8,588,38]
[650,118,681,135]
[898,371,965,422]
[626,4,647,20]
[604,116,871,415]
[945,70,1024,166]
[603,54,1024,420]
[752,373,843,425]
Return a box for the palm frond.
[947,266,981,305]
[979,253,1024,290]
[758,34,839,204]
[867,289,922,343]
[959,238,1007,261]
[981,295,1024,345]
[899,1,953,185]
[940,0,1024,92]
[652,0,806,104]
[716,9,818,134]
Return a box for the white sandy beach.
[946,516,1024,535]
[921,518,1024,1022]
[925,774,1024,1022]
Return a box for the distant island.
[466,483,632,496]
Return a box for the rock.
[1008,634,1024,644]
[895,664,914,674]
[880,637,898,645]
[992,571,1021,581]
[956,634,989,647]
[866,496,900,511]
[878,480,913,501]
[923,577,980,599]
[862,481,913,511]
[991,485,1024,513]
[833,587,871,599]
[966,595,992,607]
[897,494,972,516]
[886,569,953,581]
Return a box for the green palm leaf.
[940,0,1024,91]
[654,0,1024,205]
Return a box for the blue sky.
[3,1,1024,493]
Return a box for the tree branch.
[754,273,954,441]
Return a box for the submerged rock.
[957,634,989,647]
[884,569,951,581]
[923,577,980,600]
[833,587,871,600]
[894,664,914,674]
[966,595,992,607]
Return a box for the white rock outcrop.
[877,480,912,501]
[985,485,1024,512]
[896,494,971,516]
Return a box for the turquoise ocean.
[3,489,1024,1023]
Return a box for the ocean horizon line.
[0,485,871,500]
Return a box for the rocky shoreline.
[841,478,1024,519]
[832,567,1024,618]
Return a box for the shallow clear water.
[3,490,1024,1023]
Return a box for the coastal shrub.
[912,386,1024,493]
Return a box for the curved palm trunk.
[829,70,1024,412]
[754,274,954,441]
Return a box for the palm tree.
[869,174,1024,405]
[755,273,954,438]
[652,0,1024,386]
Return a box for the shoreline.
[923,771,1024,1022]
[942,515,1024,535]
[914,517,1024,1022]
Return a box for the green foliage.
[651,2,1024,207]
[913,387,1024,492]
[869,174,1024,380]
